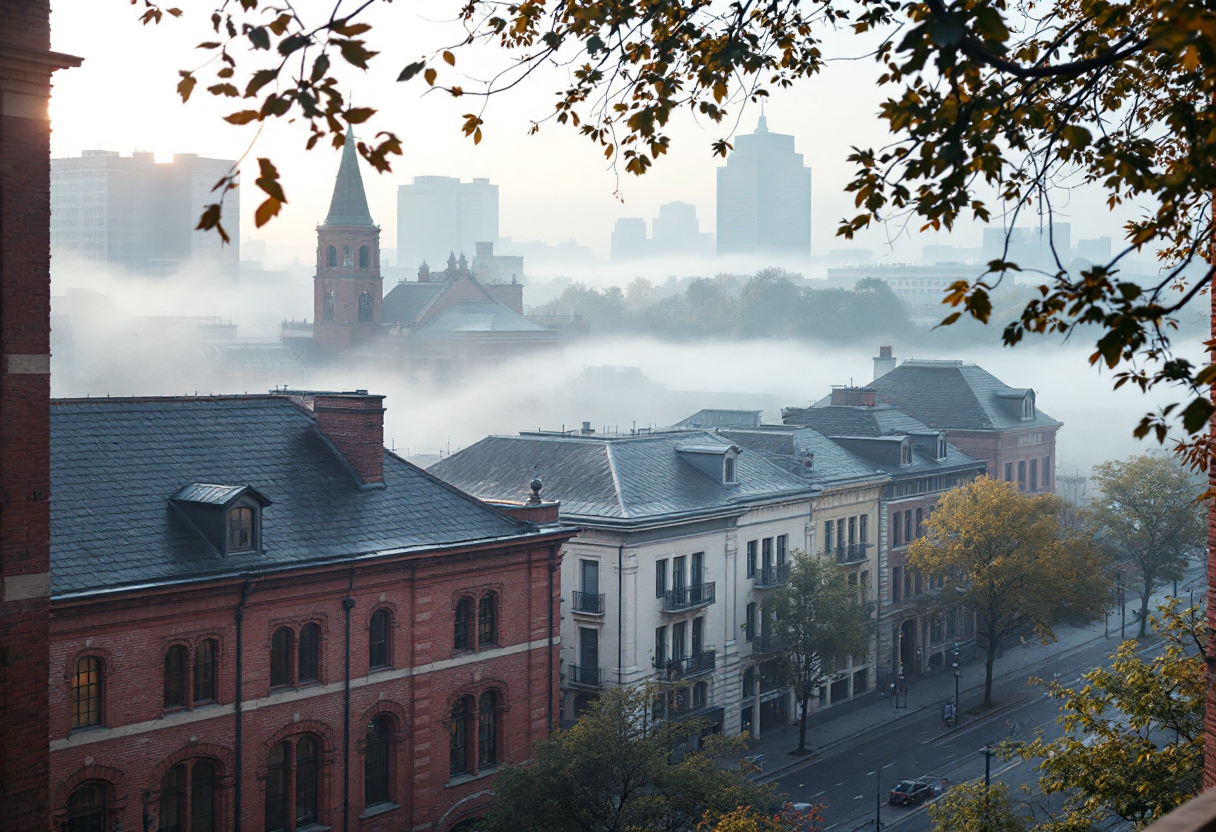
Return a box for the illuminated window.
[72,656,102,729]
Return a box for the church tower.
[313,127,382,351]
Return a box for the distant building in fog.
[397,175,498,269]
[1075,236,1112,263]
[610,203,713,261]
[981,223,1071,271]
[611,217,648,261]
[50,150,239,276]
[716,115,812,257]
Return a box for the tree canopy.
[473,684,778,832]
[926,780,1030,832]
[1088,453,1206,636]
[764,552,871,754]
[1017,603,1205,830]
[907,477,1109,706]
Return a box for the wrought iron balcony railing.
[657,650,717,679]
[752,634,787,655]
[567,665,603,688]
[754,562,790,588]
[571,591,605,615]
[663,582,716,613]
[835,543,869,565]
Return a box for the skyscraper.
[715,115,812,257]
[396,176,499,269]
[50,150,240,276]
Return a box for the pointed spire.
[323,126,375,227]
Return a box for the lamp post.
[951,642,960,722]
[1116,573,1126,639]
[872,761,896,832]
[980,744,996,789]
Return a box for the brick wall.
[0,6,79,828]
[313,393,387,484]
[49,535,567,831]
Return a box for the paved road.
[768,635,1135,831]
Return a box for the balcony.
[571,591,605,615]
[567,665,603,689]
[752,633,787,655]
[835,543,869,565]
[1141,789,1216,832]
[657,650,717,679]
[754,562,790,589]
[663,582,716,613]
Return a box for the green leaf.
[397,61,426,82]
[247,26,270,50]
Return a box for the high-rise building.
[610,217,648,261]
[50,150,240,276]
[981,222,1071,271]
[652,201,714,256]
[715,115,812,257]
[396,176,498,269]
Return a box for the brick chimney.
[830,386,877,407]
[313,391,386,485]
[874,345,897,380]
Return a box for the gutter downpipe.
[343,571,356,832]
[234,578,255,832]
[548,544,557,730]
[618,544,624,686]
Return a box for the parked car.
[889,780,935,805]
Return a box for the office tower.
[611,217,648,261]
[651,201,713,256]
[396,176,499,269]
[715,115,812,256]
[50,150,240,276]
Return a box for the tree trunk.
[797,693,810,753]
[983,643,997,707]
[1139,585,1151,637]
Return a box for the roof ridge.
[603,443,630,518]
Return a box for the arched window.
[478,691,498,768]
[270,627,292,688]
[65,783,106,832]
[327,245,337,267]
[298,623,320,684]
[454,599,471,651]
[227,507,253,551]
[159,765,184,832]
[342,246,352,267]
[72,656,102,729]
[265,743,289,832]
[164,646,187,709]
[364,716,391,807]
[368,610,390,669]
[194,639,217,703]
[358,291,372,322]
[191,761,215,832]
[449,698,469,776]
[322,291,335,321]
[296,736,320,825]
[359,245,369,268]
[478,593,497,646]
[742,667,755,698]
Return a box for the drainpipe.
[618,544,624,685]
[547,544,556,730]
[234,578,255,832]
[342,574,356,832]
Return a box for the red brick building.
[47,391,572,832]
[0,5,79,829]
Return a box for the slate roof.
[382,282,446,325]
[675,409,763,429]
[50,396,536,597]
[781,403,931,437]
[323,127,375,227]
[717,427,890,488]
[864,360,1061,431]
[429,431,816,525]
[417,303,550,334]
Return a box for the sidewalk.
[746,576,1202,782]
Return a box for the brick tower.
[313,128,382,351]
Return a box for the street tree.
[907,477,1108,707]
[764,552,871,755]
[1017,603,1205,831]
[138,0,1216,458]
[1089,453,1206,636]
[474,683,777,832]
[926,781,1029,832]
[697,805,825,832]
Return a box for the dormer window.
[900,441,913,466]
[936,434,947,460]
[675,441,741,485]
[170,483,271,557]
[1021,392,1035,420]
[724,456,737,484]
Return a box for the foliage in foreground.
[927,781,1031,832]
[698,804,824,832]
[1017,603,1204,830]
[474,684,777,832]
[907,477,1109,706]
[1088,453,1206,636]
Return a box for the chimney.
[313,390,387,485]
[874,345,897,380]
[830,386,877,407]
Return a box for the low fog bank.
[50,263,1196,480]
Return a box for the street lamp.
[951,642,960,721]
[979,744,996,789]
[871,761,896,832]
[1116,573,1126,639]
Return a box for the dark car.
[889,780,934,806]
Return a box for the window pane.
[655,560,666,598]
[164,646,186,709]
[159,765,184,832]
[478,594,496,645]
[190,761,215,832]
[265,743,289,832]
[270,628,291,687]
[479,692,498,767]
[66,784,107,832]
[369,610,390,669]
[227,507,253,550]
[454,599,470,651]
[450,699,468,776]
[296,736,319,825]
[298,623,320,683]
[72,657,101,729]
[365,717,390,806]
[194,640,216,703]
